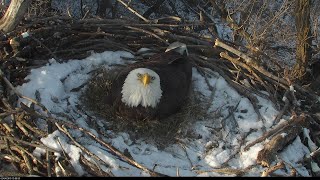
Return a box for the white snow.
[289,85,295,92]
[279,136,310,176]
[303,128,318,152]
[21,32,30,38]
[33,130,84,176]
[311,161,320,173]
[17,50,311,176]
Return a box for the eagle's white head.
[121,68,162,108]
[165,41,188,56]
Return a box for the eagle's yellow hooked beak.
[141,73,151,87]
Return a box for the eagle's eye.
[137,73,142,78]
[151,76,156,80]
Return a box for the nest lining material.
[79,65,208,149]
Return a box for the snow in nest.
[16,50,311,176]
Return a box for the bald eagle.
[106,42,192,120]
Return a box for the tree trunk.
[0,0,32,33]
[292,0,312,81]
[96,0,113,18]
[142,0,164,19]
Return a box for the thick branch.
[257,114,309,167]
[0,0,32,33]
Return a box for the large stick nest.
[0,14,320,177]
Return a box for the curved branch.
[0,0,32,33]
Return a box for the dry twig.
[261,161,285,177]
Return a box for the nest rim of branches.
[0,12,320,177]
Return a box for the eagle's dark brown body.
[106,50,192,120]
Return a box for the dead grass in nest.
[80,67,208,149]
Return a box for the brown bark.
[291,0,312,81]
[0,0,32,33]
